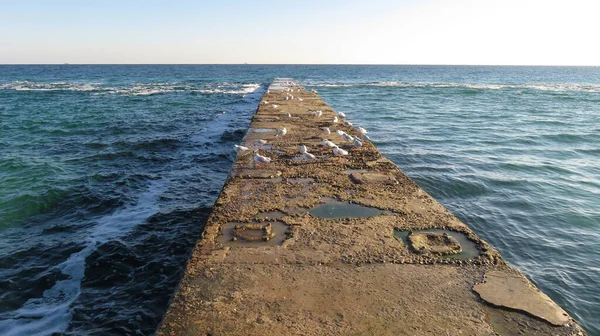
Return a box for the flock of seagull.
[234,86,370,167]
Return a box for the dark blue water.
[1,65,599,335]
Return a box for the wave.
[0,81,261,96]
[0,180,166,336]
[307,81,600,93]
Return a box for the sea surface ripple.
[1,65,599,335]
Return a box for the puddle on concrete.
[394,229,479,259]
[249,128,277,133]
[218,221,288,247]
[309,198,384,219]
[255,211,286,220]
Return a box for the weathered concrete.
[157,79,586,336]
[474,271,571,326]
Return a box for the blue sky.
[1,0,598,65]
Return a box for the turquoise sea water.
[1,65,599,335]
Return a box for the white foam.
[307,81,600,93]
[0,180,167,336]
[0,81,262,96]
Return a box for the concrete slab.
[474,271,571,326]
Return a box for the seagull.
[276,127,287,137]
[353,138,363,148]
[295,97,303,101]
[336,130,346,136]
[303,152,316,160]
[299,145,307,154]
[337,111,346,118]
[333,146,348,156]
[310,110,323,118]
[272,104,279,108]
[322,139,337,148]
[322,127,331,135]
[254,139,268,145]
[261,101,268,105]
[342,133,354,142]
[343,120,353,127]
[254,153,272,166]
[332,116,339,123]
[267,90,270,94]
[357,127,368,134]
[234,144,249,152]
[286,113,292,118]
[361,134,371,142]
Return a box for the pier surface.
[158,79,585,335]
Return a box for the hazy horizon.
[2,0,599,66]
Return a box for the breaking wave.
[308,81,600,93]
[0,81,261,96]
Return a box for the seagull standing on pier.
[310,110,323,118]
[322,127,331,135]
[332,116,338,123]
[254,153,272,167]
[286,113,292,118]
[361,134,371,142]
[299,145,307,154]
[272,104,279,108]
[333,146,348,156]
[254,139,268,145]
[353,137,363,148]
[276,127,287,137]
[357,127,368,134]
[234,144,249,153]
[322,139,336,148]
[342,133,354,142]
[303,152,316,160]
[343,120,353,127]
[337,111,346,118]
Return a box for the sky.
[1,0,599,65]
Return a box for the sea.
[1,65,599,335]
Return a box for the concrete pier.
[157,79,585,335]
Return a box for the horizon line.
[1,63,600,67]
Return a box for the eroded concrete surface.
[157,79,586,335]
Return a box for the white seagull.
[276,127,287,137]
[336,130,346,136]
[342,133,354,142]
[332,116,339,123]
[333,146,349,156]
[286,113,292,118]
[272,104,279,108]
[254,139,268,145]
[337,111,346,118]
[303,152,316,160]
[234,144,249,152]
[357,127,368,134]
[322,127,331,135]
[310,110,323,118]
[254,153,272,166]
[322,139,337,148]
[353,138,363,148]
[299,145,307,154]
[361,134,371,142]
[343,120,353,127]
